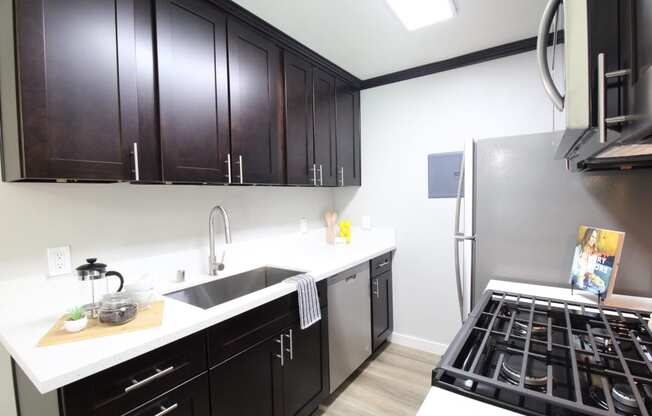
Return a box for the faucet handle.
[218,250,226,271]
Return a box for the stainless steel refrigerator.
[454,132,652,320]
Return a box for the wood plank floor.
[315,343,440,416]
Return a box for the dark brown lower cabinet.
[12,284,329,416]
[282,315,329,416]
[371,271,393,352]
[209,308,329,416]
[210,336,283,416]
[124,373,210,416]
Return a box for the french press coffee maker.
[76,258,125,318]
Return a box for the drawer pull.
[376,260,390,269]
[153,403,178,416]
[125,366,175,393]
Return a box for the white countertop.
[486,279,652,312]
[0,228,395,394]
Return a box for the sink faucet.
[209,205,232,276]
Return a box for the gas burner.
[589,384,640,414]
[504,309,547,337]
[500,355,547,389]
[586,327,633,354]
[513,320,547,337]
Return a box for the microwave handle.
[537,0,564,111]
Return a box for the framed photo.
[569,226,626,298]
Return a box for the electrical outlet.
[47,246,72,277]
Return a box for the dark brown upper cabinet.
[228,18,284,185]
[284,52,315,186]
[1,0,139,182]
[313,69,338,187]
[156,0,230,184]
[336,80,362,187]
[0,0,361,187]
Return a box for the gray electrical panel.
[428,152,463,198]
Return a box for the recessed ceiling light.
[386,0,457,31]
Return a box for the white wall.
[334,50,565,353]
[0,180,335,415]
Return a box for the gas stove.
[433,291,652,415]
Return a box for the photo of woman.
[569,226,626,297]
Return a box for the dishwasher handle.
[328,263,369,285]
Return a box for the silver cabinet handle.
[132,143,140,181]
[598,53,634,144]
[225,154,232,184]
[310,163,317,186]
[153,404,178,416]
[284,329,294,360]
[235,155,244,184]
[373,279,380,298]
[536,0,564,111]
[376,260,390,269]
[125,366,175,393]
[319,164,323,186]
[598,53,606,144]
[339,167,344,187]
[275,335,284,367]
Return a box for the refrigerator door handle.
[453,155,466,323]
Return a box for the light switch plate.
[47,246,72,277]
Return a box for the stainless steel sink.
[166,267,303,309]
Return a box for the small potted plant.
[63,306,88,333]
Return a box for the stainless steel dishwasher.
[327,262,371,393]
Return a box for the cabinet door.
[588,0,625,129]
[124,373,210,416]
[313,69,337,187]
[16,0,138,181]
[210,336,283,416]
[228,19,284,184]
[371,271,393,352]
[282,311,329,416]
[156,0,230,183]
[284,52,315,186]
[335,80,362,186]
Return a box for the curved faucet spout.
[209,205,232,276]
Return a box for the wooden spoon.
[324,211,338,244]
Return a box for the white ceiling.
[232,0,550,80]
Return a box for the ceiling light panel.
[386,0,457,31]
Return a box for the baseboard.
[389,332,449,355]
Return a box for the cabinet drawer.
[124,373,210,416]
[61,332,207,416]
[371,252,392,277]
[208,280,326,367]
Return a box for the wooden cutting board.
[38,301,165,347]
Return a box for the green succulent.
[67,306,86,321]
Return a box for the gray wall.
[474,132,652,304]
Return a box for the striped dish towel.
[285,274,321,329]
